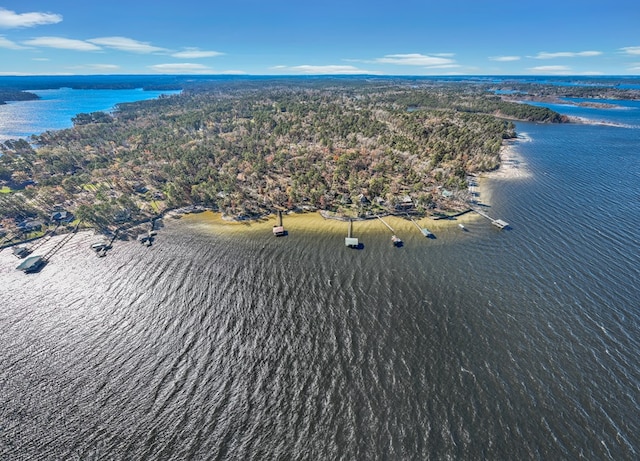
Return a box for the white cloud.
[423,64,461,69]
[375,53,455,67]
[528,65,572,74]
[534,51,602,59]
[620,46,640,55]
[0,35,26,49]
[65,63,121,72]
[88,36,167,54]
[275,65,377,74]
[489,56,521,62]
[149,63,214,74]
[219,70,247,75]
[23,36,101,51]
[0,8,62,28]
[171,48,224,58]
[88,64,120,71]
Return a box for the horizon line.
[1,73,639,78]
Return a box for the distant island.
[0,90,40,105]
[2,76,628,239]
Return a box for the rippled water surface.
[1,102,640,460]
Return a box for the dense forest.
[1,79,568,234]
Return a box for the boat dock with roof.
[345,219,359,248]
[16,255,47,273]
[15,223,79,273]
[273,210,286,236]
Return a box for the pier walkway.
[375,215,395,233]
[406,214,433,237]
[471,208,509,229]
[43,223,80,261]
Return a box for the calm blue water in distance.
[0,87,180,142]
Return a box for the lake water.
[1,87,639,459]
[0,87,180,142]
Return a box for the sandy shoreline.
[568,116,634,129]
[3,141,529,255]
[480,141,531,181]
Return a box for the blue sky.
[1,1,639,76]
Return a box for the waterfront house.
[50,210,74,223]
[395,195,414,211]
[357,193,370,205]
[113,209,131,223]
[18,219,43,233]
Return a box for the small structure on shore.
[345,219,359,248]
[273,211,286,236]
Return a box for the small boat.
[391,235,403,247]
[458,224,466,231]
[421,228,433,238]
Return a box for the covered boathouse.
[16,255,46,273]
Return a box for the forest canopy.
[1,78,566,230]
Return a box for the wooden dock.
[472,208,509,230]
[43,223,79,260]
[345,219,359,248]
[376,215,403,246]
[406,214,433,237]
[18,223,80,273]
[273,210,286,236]
[376,215,395,233]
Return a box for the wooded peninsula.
[1,77,577,236]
